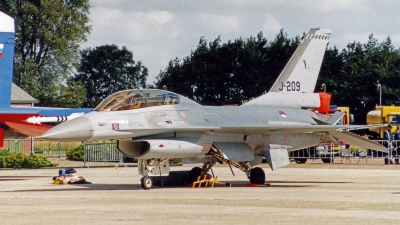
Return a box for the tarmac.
[1,158,400,225]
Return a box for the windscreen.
[94,89,180,111]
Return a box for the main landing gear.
[189,167,204,182]
[138,162,266,189]
[194,143,267,185]
[137,144,267,189]
[249,167,266,185]
[187,164,266,186]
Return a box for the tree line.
[2,0,400,124]
[155,32,400,124]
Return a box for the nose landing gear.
[140,176,153,190]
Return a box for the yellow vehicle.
[366,105,400,139]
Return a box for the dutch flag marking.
[279,111,287,117]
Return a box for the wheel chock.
[191,175,231,188]
[192,175,209,188]
[209,176,231,188]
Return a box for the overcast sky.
[82,0,400,85]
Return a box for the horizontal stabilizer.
[325,111,345,125]
[328,130,387,152]
[313,111,345,125]
[312,117,330,125]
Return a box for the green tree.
[156,30,300,105]
[75,44,148,107]
[325,35,400,124]
[0,0,91,107]
[156,30,400,125]
[316,46,344,93]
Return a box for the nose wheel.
[141,176,153,190]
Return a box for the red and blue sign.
[278,110,287,117]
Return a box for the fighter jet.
[41,28,387,189]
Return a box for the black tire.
[321,158,332,163]
[141,176,153,190]
[189,167,203,182]
[295,158,307,164]
[168,171,187,186]
[249,167,266,185]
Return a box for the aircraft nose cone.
[41,116,94,141]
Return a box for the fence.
[1,139,82,159]
[1,139,126,167]
[2,138,399,165]
[289,140,400,164]
[83,142,126,168]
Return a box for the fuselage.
[42,101,325,153]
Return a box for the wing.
[220,123,387,152]
[220,123,383,133]
[116,122,387,153]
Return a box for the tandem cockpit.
[95,89,180,111]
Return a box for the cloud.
[262,15,281,33]
[143,11,175,27]
[87,7,181,44]
[83,0,400,85]
[195,14,242,35]
[316,0,370,13]
[334,32,372,50]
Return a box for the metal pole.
[377,84,381,106]
[58,142,61,161]
[321,83,326,92]
[31,137,34,154]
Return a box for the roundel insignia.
[278,111,286,117]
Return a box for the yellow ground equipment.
[367,105,400,139]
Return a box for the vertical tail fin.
[269,28,331,93]
[0,11,15,107]
[243,28,331,107]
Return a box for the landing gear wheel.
[168,172,186,186]
[321,158,332,164]
[249,167,266,185]
[141,176,153,190]
[295,158,307,164]
[189,167,203,182]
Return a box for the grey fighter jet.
[41,28,386,189]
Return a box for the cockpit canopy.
[95,89,180,111]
